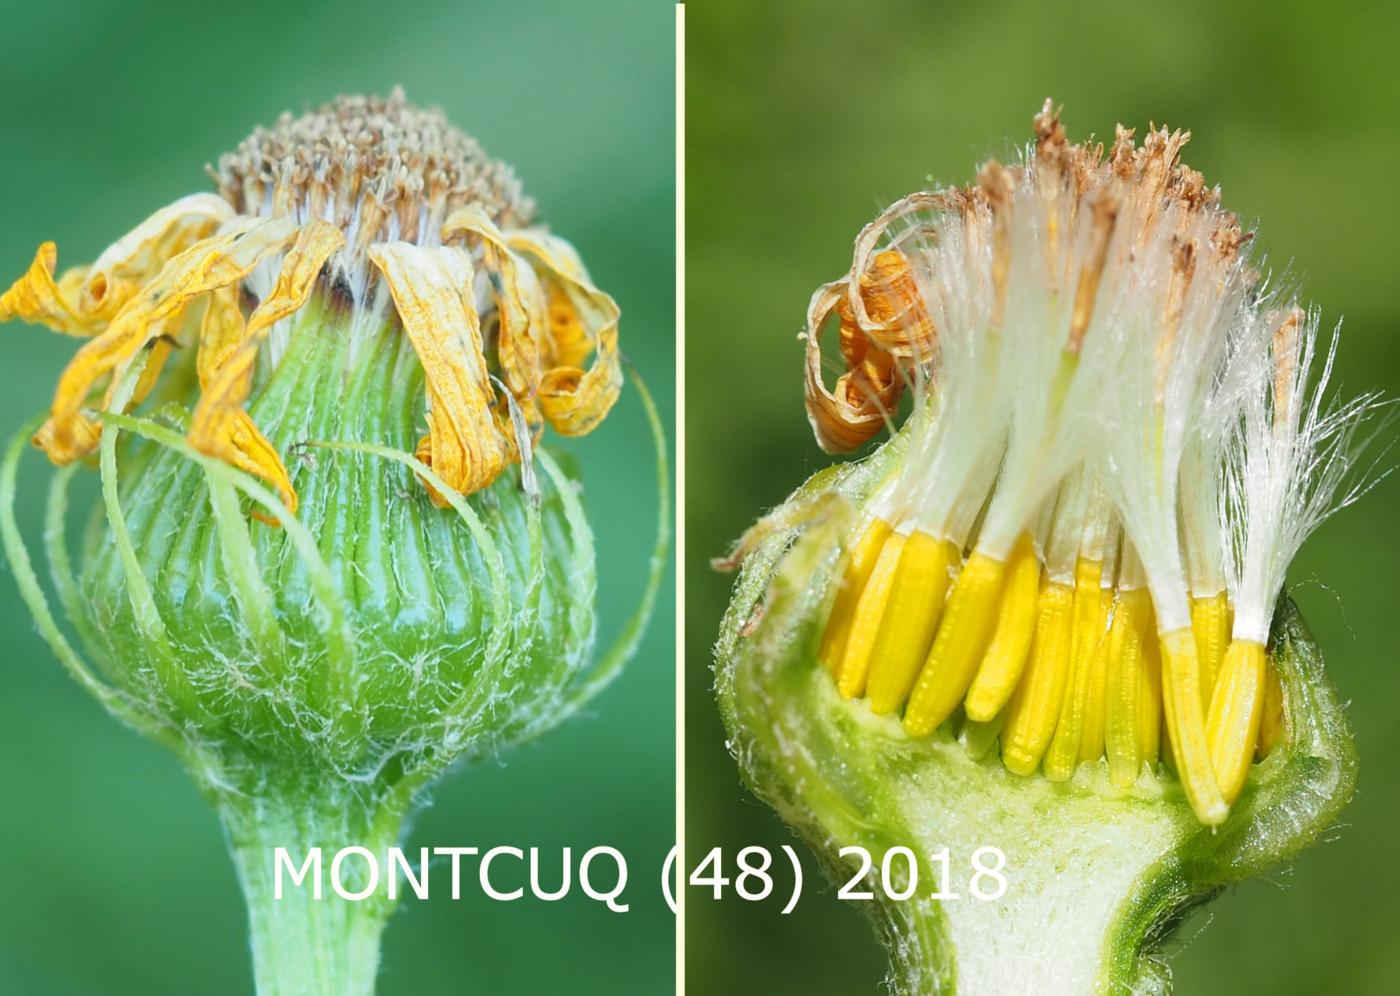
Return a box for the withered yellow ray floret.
[903,552,1007,737]
[1044,556,1108,781]
[369,241,509,501]
[865,531,955,715]
[0,194,234,336]
[197,285,246,388]
[1160,627,1228,825]
[442,206,546,420]
[964,532,1040,722]
[32,218,299,465]
[1190,591,1230,709]
[834,530,906,699]
[189,220,345,516]
[1001,579,1075,775]
[505,230,622,437]
[1206,639,1267,804]
[80,193,237,318]
[819,518,891,674]
[0,243,102,336]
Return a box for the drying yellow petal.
[33,219,298,465]
[1160,627,1228,825]
[964,532,1040,721]
[1,194,234,336]
[369,241,509,501]
[80,193,237,319]
[190,220,345,516]
[505,229,621,437]
[903,552,1006,737]
[1001,580,1074,775]
[0,243,101,335]
[819,518,891,674]
[1206,639,1267,804]
[864,531,954,713]
[835,530,907,699]
[197,285,247,387]
[442,206,547,419]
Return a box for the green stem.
[218,774,406,996]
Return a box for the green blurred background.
[0,1,673,993]
[686,1,1400,993]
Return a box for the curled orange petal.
[847,193,943,361]
[803,280,903,454]
[369,241,510,501]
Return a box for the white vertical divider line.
[674,4,687,994]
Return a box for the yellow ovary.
[1137,618,1163,767]
[1078,583,1116,763]
[835,530,907,698]
[1190,591,1231,709]
[1206,639,1267,803]
[1160,627,1228,825]
[819,518,892,675]
[1257,658,1285,759]
[964,532,1040,721]
[865,532,956,714]
[1104,587,1152,788]
[902,552,1007,736]
[1044,557,1107,781]
[1000,580,1075,775]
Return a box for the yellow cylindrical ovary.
[1104,587,1151,788]
[865,532,956,714]
[1136,605,1163,768]
[835,531,906,699]
[819,519,892,675]
[1191,591,1230,710]
[1044,557,1107,781]
[1078,586,1114,763]
[1206,639,1267,804]
[902,552,1007,736]
[1160,627,1229,825]
[1000,580,1075,775]
[964,533,1040,722]
[1257,657,1285,759]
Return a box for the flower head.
[0,88,659,787]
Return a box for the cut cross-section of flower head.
[716,100,1387,994]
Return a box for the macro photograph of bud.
[0,0,672,993]
[687,2,1400,995]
